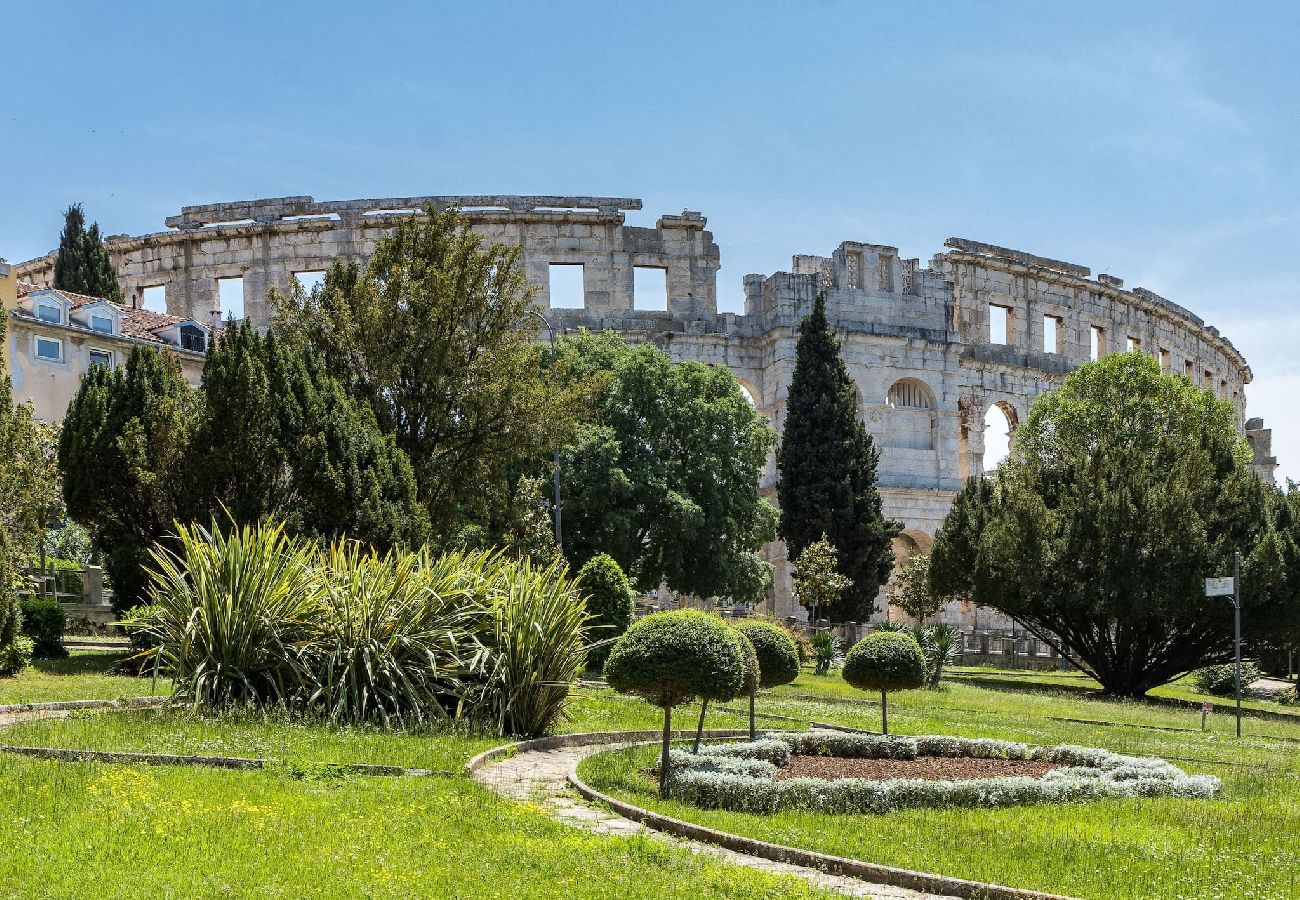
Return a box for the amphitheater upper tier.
[15,195,1278,618]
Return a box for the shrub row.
[665,733,1220,814]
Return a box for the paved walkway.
[472,741,955,899]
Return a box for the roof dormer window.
[90,314,114,334]
[179,324,207,353]
[37,301,62,324]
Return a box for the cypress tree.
[52,204,123,303]
[188,320,429,550]
[777,294,900,621]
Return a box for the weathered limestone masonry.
[15,196,1279,622]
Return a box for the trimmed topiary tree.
[842,631,925,734]
[693,626,758,753]
[604,609,745,798]
[734,620,801,739]
[576,553,634,671]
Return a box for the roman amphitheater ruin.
[14,195,1280,629]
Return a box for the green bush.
[1193,662,1262,697]
[733,619,800,739]
[19,598,67,659]
[842,631,926,734]
[734,620,800,689]
[477,555,590,737]
[576,553,633,670]
[305,543,483,727]
[145,519,320,709]
[0,533,29,677]
[604,609,746,797]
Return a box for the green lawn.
[5,658,1299,898]
[581,674,1300,900]
[0,651,161,705]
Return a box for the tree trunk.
[748,691,757,740]
[693,698,710,753]
[881,689,888,735]
[660,705,672,799]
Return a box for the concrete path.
[472,741,954,899]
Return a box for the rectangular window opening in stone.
[548,263,585,309]
[989,304,1009,345]
[218,277,245,321]
[141,286,167,313]
[879,256,895,293]
[294,271,327,295]
[1204,370,1213,389]
[847,251,864,289]
[1185,359,1196,379]
[1090,326,1104,360]
[633,266,668,311]
[1042,315,1060,353]
[1127,336,1141,352]
[1159,349,1171,373]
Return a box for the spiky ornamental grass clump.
[733,620,800,738]
[842,631,925,734]
[604,609,745,798]
[576,553,634,671]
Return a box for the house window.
[37,302,61,324]
[88,349,113,369]
[90,314,113,334]
[35,337,62,361]
[179,325,207,353]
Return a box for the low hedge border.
[567,753,1079,900]
[462,728,750,776]
[664,732,1220,815]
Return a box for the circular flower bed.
[665,732,1221,815]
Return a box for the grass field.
[4,654,1298,898]
[581,674,1300,900]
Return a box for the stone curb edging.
[565,753,1079,900]
[462,728,750,777]
[0,698,441,777]
[0,696,167,716]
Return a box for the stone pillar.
[84,566,106,607]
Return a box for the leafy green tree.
[59,347,197,611]
[604,609,745,798]
[791,534,851,623]
[842,631,925,733]
[270,207,588,536]
[0,529,32,676]
[0,375,61,559]
[929,353,1299,697]
[777,294,900,620]
[577,553,634,669]
[886,553,943,623]
[553,330,778,602]
[188,320,429,550]
[52,204,123,303]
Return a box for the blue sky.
[3,1,1297,482]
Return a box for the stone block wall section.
[13,195,1278,620]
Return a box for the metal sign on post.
[1205,577,1235,597]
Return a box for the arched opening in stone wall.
[884,378,937,451]
[983,402,1018,472]
[883,530,934,624]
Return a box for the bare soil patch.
[776,755,1058,782]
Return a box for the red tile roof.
[14,285,206,347]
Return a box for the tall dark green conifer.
[188,320,429,550]
[53,204,123,303]
[776,294,900,621]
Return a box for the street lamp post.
[528,309,562,547]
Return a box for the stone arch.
[982,400,1020,472]
[882,529,935,625]
[882,377,938,451]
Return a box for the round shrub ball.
[734,620,800,689]
[604,609,746,708]
[576,553,635,668]
[842,631,926,693]
[731,626,760,697]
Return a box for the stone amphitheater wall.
[15,196,1278,622]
